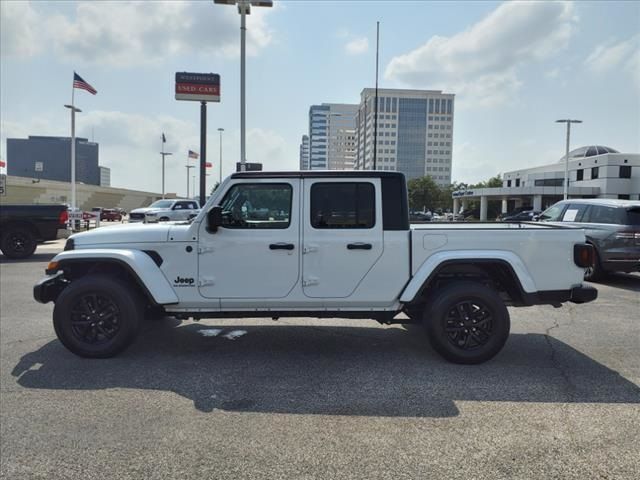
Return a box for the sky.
[1,0,639,197]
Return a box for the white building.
[306,103,358,170]
[354,88,455,185]
[452,145,640,220]
[99,166,111,187]
[299,135,309,170]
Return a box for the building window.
[576,169,584,181]
[515,179,520,187]
[507,180,512,187]
[620,165,631,178]
[591,167,599,179]
[428,99,434,113]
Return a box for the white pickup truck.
[34,171,597,364]
[128,199,200,223]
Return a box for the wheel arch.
[400,254,536,306]
[48,250,179,306]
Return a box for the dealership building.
[452,146,640,220]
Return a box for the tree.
[407,176,447,211]
[470,174,502,189]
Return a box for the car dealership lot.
[1,244,639,479]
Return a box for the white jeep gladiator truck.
[34,171,597,364]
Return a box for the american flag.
[73,72,97,95]
[188,150,199,159]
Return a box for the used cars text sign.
[175,72,220,102]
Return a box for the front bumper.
[33,272,67,304]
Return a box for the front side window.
[219,183,292,229]
[538,203,566,221]
[310,182,375,229]
[562,204,590,222]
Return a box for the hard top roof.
[230,170,406,180]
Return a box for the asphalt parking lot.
[1,239,639,479]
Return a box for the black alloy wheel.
[53,275,142,358]
[423,282,510,364]
[0,227,37,259]
[69,293,122,346]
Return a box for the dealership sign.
[175,72,220,102]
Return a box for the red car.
[100,208,123,222]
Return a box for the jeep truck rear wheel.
[53,275,142,358]
[423,282,510,364]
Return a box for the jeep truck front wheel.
[53,275,142,358]
[423,282,510,364]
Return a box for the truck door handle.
[347,243,372,250]
[269,243,295,250]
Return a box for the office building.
[307,103,358,170]
[99,166,111,187]
[452,145,640,220]
[299,135,309,170]
[354,88,455,185]
[6,135,101,185]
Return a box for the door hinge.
[198,277,215,287]
[198,245,215,254]
[303,245,318,254]
[302,277,319,287]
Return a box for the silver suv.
[538,199,640,280]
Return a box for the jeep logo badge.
[174,276,195,287]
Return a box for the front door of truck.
[198,179,300,299]
[301,178,383,298]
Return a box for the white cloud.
[345,37,369,55]
[584,34,640,84]
[1,1,275,66]
[385,1,577,107]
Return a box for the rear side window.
[311,182,375,229]
[584,205,626,225]
[625,208,640,226]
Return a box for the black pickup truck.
[0,204,68,259]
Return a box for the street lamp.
[556,119,582,200]
[63,104,82,212]
[218,127,224,184]
[214,0,273,171]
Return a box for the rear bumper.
[523,285,598,306]
[33,272,67,304]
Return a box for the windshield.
[148,200,174,209]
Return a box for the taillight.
[574,243,594,268]
[59,209,69,225]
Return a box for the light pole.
[160,149,172,199]
[556,119,582,200]
[218,127,224,184]
[186,164,195,198]
[64,104,82,212]
[214,0,273,171]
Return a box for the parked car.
[538,199,640,280]
[35,171,597,364]
[100,208,123,222]
[409,211,431,222]
[129,199,200,223]
[0,204,68,259]
[501,210,541,222]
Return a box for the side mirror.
[207,206,223,232]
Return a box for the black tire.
[423,282,510,364]
[584,248,605,282]
[0,226,37,259]
[53,275,142,358]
